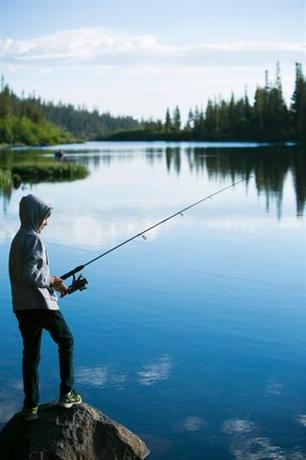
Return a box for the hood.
[19,194,52,232]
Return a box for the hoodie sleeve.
[22,234,53,288]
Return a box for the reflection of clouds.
[183,416,206,432]
[138,355,172,386]
[76,366,108,387]
[221,418,256,435]
[204,217,303,233]
[75,366,127,388]
[48,214,160,249]
[289,453,306,460]
[265,379,283,396]
[232,437,286,460]
[297,415,306,428]
[224,417,306,459]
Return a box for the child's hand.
[51,276,68,296]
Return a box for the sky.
[0,0,305,120]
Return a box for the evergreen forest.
[0,62,305,146]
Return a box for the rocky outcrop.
[0,402,150,460]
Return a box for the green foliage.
[11,162,88,181]
[0,148,89,198]
[0,114,74,145]
[0,168,11,187]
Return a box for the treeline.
[1,62,305,145]
[40,101,140,139]
[110,63,306,142]
[0,79,140,145]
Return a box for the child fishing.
[9,194,82,421]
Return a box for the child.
[9,194,82,421]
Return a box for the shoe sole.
[59,399,82,409]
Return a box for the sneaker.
[22,406,39,421]
[59,390,82,408]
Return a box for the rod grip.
[61,265,85,280]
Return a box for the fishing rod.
[61,176,250,295]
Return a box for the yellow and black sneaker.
[22,406,39,422]
[59,390,82,408]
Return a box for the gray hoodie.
[9,194,59,311]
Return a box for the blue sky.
[1,0,305,119]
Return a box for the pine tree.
[185,109,194,131]
[291,62,306,140]
[173,105,181,132]
[165,108,172,133]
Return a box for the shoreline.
[0,139,301,150]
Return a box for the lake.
[0,141,305,459]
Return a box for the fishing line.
[61,176,251,294]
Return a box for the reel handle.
[66,274,88,295]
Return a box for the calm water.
[0,142,305,459]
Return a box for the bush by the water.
[0,168,11,189]
[0,114,74,146]
[11,162,88,181]
[0,160,88,198]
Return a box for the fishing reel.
[67,274,88,295]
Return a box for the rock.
[0,402,150,460]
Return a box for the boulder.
[0,402,150,460]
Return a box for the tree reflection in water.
[164,145,305,217]
[1,144,305,217]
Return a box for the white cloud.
[0,27,176,62]
[0,27,304,65]
[195,41,305,52]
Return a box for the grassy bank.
[0,160,89,197]
[11,162,88,181]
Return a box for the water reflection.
[76,366,108,387]
[231,437,287,460]
[223,418,306,459]
[264,379,283,396]
[297,415,306,428]
[221,419,256,435]
[137,355,172,386]
[1,143,305,217]
[75,366,127,389]
[183,416,207,432]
